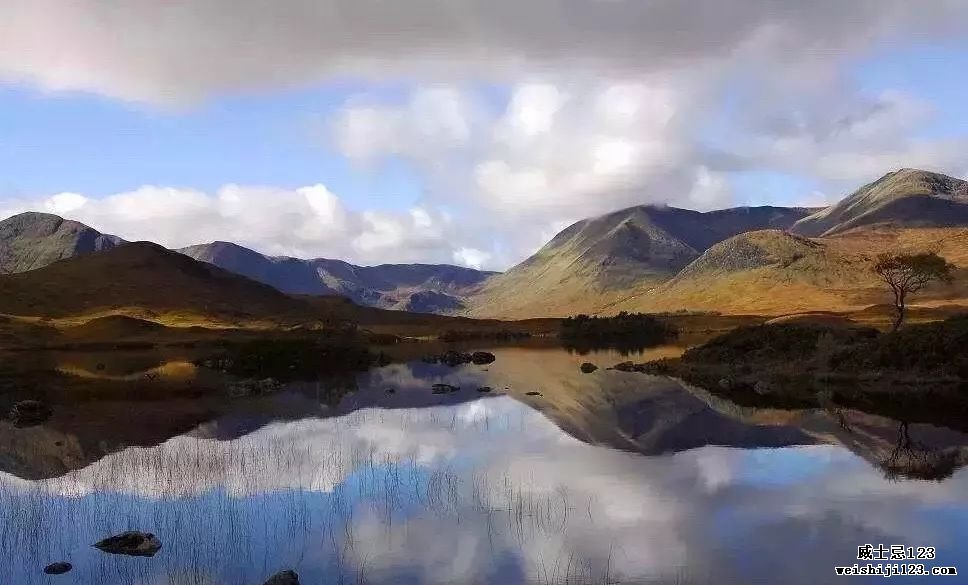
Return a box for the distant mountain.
[790,168,968,237]
[179,241,496,314]
[0,241,311,324]
[464,205,814,319]
[0,212,122,274]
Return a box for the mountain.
[609,226,968,315]
[179,241,496,314]
[463,205,814,319]
[790,168,968,237]
[0,241,312,324]
[0,212,123,274]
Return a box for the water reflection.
[1,346,967,584]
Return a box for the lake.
[1,344,967,584]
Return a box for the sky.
[1,1,967,270]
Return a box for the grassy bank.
[639,315,968,430]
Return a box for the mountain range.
[0,212,495,315]
[178,241,495,313]
[2,167,968,322]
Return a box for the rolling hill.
[0,212,122,274]
[790,168,968,237]
[0,241,313,326]
[179,241,495,314]
[463,205,814,319]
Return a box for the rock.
[471,351,496,365]
[525,391,542,396]
[613,361,635,372]
[9,400,52,427]
[93,531,162,557]
[385,387,396,394]
[44,562,72,575]
[95,363,106,371]
[432,383,460,394]
[579,362,598,373]
[718,377,732,390]
[263,570,300,585]
[476,386,492,393]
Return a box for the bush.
[560,312,677,346]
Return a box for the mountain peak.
[790,168,968,237]
[0,211,123,274]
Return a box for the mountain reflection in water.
[2,345,968,584]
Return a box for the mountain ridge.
[178,241,497,314]
[463,204,816,319]
[790,168,968,237]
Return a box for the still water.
[2,345,967,584]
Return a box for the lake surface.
[2,344,968,584]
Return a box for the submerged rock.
[580,362,598,373]
[476,386,492,393]
[44,562,72,575]
[612,361,636,372]
[93,531,162,557]
[9,400,52,427]
[263,570,300,585]
[432,383,460,394]
[471,351,496,365]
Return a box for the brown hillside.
[0,242,313,326]
[608,227,968,316]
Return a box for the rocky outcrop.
[93,531,162,557]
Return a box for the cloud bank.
[2,1,968,268]
[3,1,967,103]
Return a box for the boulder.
[44,562,72,575]
[579,362,598,373]
[93,531,162,557]
[613,361,636,372]
[9,400,53,427]
[432,383,460,394]
[476,386,492,393]
[471,351,496,365]
[263,570,300,585]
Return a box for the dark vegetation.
[198,337,378,381]
[560,311,677,353]
[641,315,968,430]
[438,329,532,342]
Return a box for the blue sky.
[1,1,967,269]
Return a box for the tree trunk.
[891,292,905,333]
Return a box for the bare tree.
[872,252,953,333]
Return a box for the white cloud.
[0,185,491,268]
